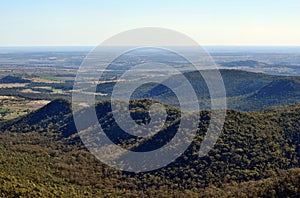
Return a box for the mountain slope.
[1,99,300,194]
[251,78,300,99]
[0,99,72,134]
[96,69,300,111]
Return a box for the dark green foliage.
[94,69,300,111]
[0,75,31,83]
[250,78,300,99]
[0,99,71,134]
[201,168,300,197]
[0,99,300,196]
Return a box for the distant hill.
[220,60,270,68]
[218,59,300,76]
[0,75,31,83]
[251,78,300,99]
[96,69,300,111]
[151,70,300,111]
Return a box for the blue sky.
[0,0,299,46]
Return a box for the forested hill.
[96,69,300,111]
[0,99,299,196]
[1,69,300,111]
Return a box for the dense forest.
[0,99,299,197]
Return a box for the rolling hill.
[0,75,31,84]
[96,69,300,111]
[0,99,300,196]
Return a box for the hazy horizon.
[1,45,300,53]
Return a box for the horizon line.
[1,45,300,47]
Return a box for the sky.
[0,0,299,46]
